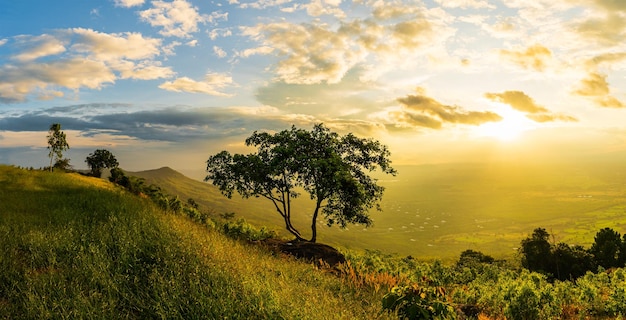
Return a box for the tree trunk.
[309,199,322,243]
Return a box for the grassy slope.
[130,161,626,261]
[0,165,391,319]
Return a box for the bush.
[221,218,277,241]
[382,284,456,319]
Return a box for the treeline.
[519,227,626,281]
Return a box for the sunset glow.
[0,0,625,175]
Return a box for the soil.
[253,238,346,267]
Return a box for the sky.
[1,0,625,179]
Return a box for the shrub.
[382,284,456,319]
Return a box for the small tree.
[85,149,119,177]
[519,228,553,274]
[205,123,396,242]
[53,158,73,172]
[591,227,624,269]
[47,123,70,172]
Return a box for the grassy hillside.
[0,165,392,319]
[129,162,626,261]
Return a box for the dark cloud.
[394,92,502,128]
[0,103,317,143]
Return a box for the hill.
[127,166,291,229]
[0,165,392,319]
[129,161,626,261]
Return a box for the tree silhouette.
[205,123,396,242]
[519,228,553,274]
[591,227,624,269]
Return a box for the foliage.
[519,227,626,281]
[457,249,494,268]
[205,123,396,242]
[590,227,625,269]
[53,158,72,172]
[85,149,119,177]
[382,284,456,319]
[520,228,553,274]
[46,123,70,172]
[220,218,277,241]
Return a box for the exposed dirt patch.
[252,239,346,267]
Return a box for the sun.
[474,108,535,142]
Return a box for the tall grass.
[0,166,392,319]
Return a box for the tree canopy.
[85,149,119,177]
[205,123,396,242]
[47,123,70,172]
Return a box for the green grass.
[0,165,392,319]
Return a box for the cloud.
[255,67,380,117]
[499,44,552,71]
[386,88,502,130]
[158,72,234,96]
[0,58,116,103]
[303,0,346,18]
[571,0,626,46]
[433,0,495,9]
[12,34,67,62]
[576,13,626,45]
[526,113,578,123]
[0,28,172,103]
[69,28,161,61]
[110,60,175,80]
[485,90,579,122]
[574,72,624,108]
[0,39,7,46]
[241,5,445,85]
[237,0,292,10]
[139,0,227,38]
[484,91,548,113]
[113,0,145,7]
[213,46,227,58]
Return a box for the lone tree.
[47,123,70,172]
[205,123,396,242]
[86,149,119,177]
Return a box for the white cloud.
[238,0,291,10]
[69,28,161,61]
[139,0,226,38]
[0,39,7,46]
[237,46,273,58]
[159,72,234,96]
[434,0,495,9]
[208,28,232,40]
[213,46,227,58]
[186,39,198,47]
[113,0,145,8]
[0,28,172,103]
[162,41,181,55]
[110,60,175,80]
[12,34,67,62]
[0,58,116,103]
[241,4,450,85]
[303,0,346,18]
